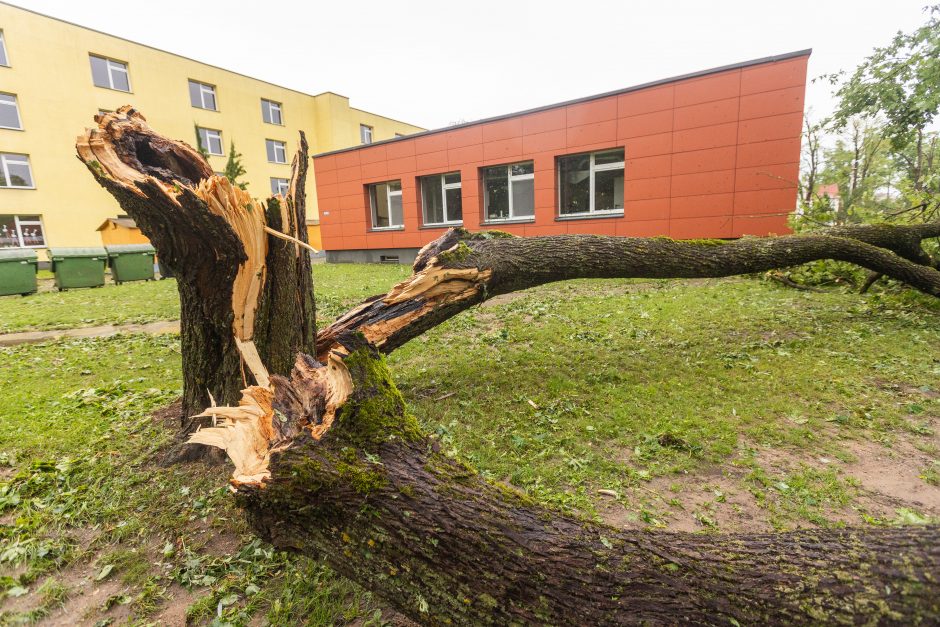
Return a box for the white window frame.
[484,162,535,223]
[190,80,218,111]
[0,93,21,130]
[558,149,625,217]
[266,139,287,164]
[360,124,373,144]
[270,177,290,196]
[262,99,283,125]
[0,153,34,189]
[421,172,463,226]
[0,31,9,67]
[197,127,223,156]
[369,181,403,230]
[0,215,45,248]
[90,55,131,92]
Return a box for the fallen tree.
[78,107,940,624]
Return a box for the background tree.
[827,4,940,220]
[818,118,894,224]
[224,141,248,190]
[193,122,211,161]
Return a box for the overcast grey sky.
[13,0,933,130]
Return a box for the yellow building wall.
[0,4,424,259]
[306,223,323,251]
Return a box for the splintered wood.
[194,177,270,387]
[329,246,492,352]
[77,106,271,388]
[188,352,352,486]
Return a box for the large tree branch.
[317,227,940,357]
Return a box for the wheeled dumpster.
[49,247,107,290]
[0,248,39,296]
[106,244,156,283]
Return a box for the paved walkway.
[0,320,180,347]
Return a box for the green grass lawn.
[1,267,938,624]
[0,263,410,334]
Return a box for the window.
[261,99,283,125]
[0,153,34,188]
[483,162,534,222]
[270,177,290,196]
[0,215,45,248]
[89,54,130,92]
[0,31,8,67]
[368,180,403,229]
[196,127,223,156]
[420,172,462,226]
[558,149,624,216]
[189,80,217,110]
[0,93,21,129]
[360,124,373,144]
[266,139,287,164]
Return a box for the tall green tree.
[827,5,940,219]
[193,123,211,161]
[224,141,248,190]
[818,118,895,224]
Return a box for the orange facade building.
[313,50,810,263]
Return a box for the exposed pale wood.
[263,225,319,254]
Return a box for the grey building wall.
[325,248,420,265]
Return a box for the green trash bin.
[106,244,156,284]
[0,248,39,296]
[49,247,107,290]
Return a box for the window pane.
[595,149,624,165]
[262,101,271,124]
[511,178,535,217]
[443,172,461,185]
[272,103,282,124]
[0,216,17,247]
[594,168,624,211]
[20,221,44,246]
[6,158,32,187]
[372,183,390,227]
[266,141,276,162]
[90,55,110,88]
[388,180,401,192]
[558,155,590,214]
[203,88,216,111]
[445,187,462,222]
[110,63,129,91]
[188,81,201,107]
[390,192,403,226]
[484,167,509,220]
[0,32,7,66]
[510,162,534,176]
[0,94,20,128]
[208,132,222,155]
[422,177,444,224]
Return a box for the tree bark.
[235,347,940,625]
[76,106,315,459]
[77,109,940,623]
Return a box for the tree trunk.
[76,106,315,460]
[235,347,940,625]
[77,109,940,623]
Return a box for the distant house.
[816,184,841,214]
[313,50,811,264]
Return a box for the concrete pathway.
[0,320,180,347]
